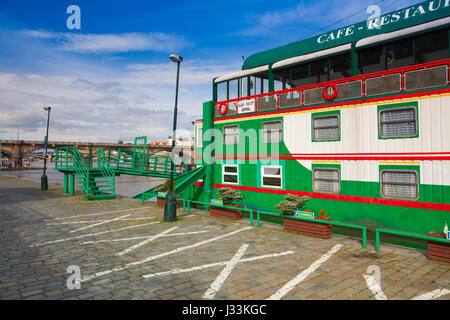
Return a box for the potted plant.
[426,231,450,263]
[154,180,181,208]
[276,194,332,239]
[209,188,244,220]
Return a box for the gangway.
[134,165,206,201]
[54,136,193,199]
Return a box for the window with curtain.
[379,107,417,138]
[313,168,340,193]
[381,170,418,200]
[262,121,282,143]
[312,114,340,141]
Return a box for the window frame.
[261,165,283,189]
[312,113,340,142]
[222,164,239,185]
[223,125,239,145]
[380,169,419,201]
[262,120,283,143]
[378,105,418,139]
[312,167,341,194]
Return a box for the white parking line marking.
[47,217,157,225]
[203,244,249,299]
[267,244,343,300]
[30,222,160,247]
[69,214,132,233]
[81,226,253,283]
[363,274,388,300]
[116,227,178,256]
[412,288,450,300]
[80,230,209,244]
[44,207,150,221]
[142,250,294,279]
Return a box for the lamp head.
[169,54,183,63]
[43,107,51,111]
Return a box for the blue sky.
[0,0,423,143]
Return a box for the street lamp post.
[41,106,51,190]
[164,54,183,222]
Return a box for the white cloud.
[0,57,239,142]
[237,0,422,38]
[22,30,193,54]
[124,60,240,85]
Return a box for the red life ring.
[218,103,228,115]
[322,84,338,101]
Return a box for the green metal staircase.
[72,146,116,200]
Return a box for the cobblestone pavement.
[0,174,449,300]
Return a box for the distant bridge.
[0,140,172,168]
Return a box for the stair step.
[85,194,116,200]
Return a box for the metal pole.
[164,59,181,222]
[41,107,51,190]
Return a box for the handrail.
[256,210,367,248]
[72,146,90,194]
[375,228,449,251]
[215,58,450,111]
[55,146,75,170]
[98,147,115,194]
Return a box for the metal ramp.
[133,165,206,201]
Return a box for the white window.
[313,168,340,193]
[381,170,418,200]
[196,126,203,147]
[262,121,283,143]
[261,165,282,188]
[223,165,239,185]
[223,125,239,145]
[379,107,417,138]
[312,114,340,141]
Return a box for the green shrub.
[275,194,310,215]
[217,188,244,203]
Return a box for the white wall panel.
[283,95,450,186]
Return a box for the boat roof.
[242,0,450,70]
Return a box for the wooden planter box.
[284,216,332,239]
[427,232,450,263]
[156,196,182,209]
[210,203,242,220]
